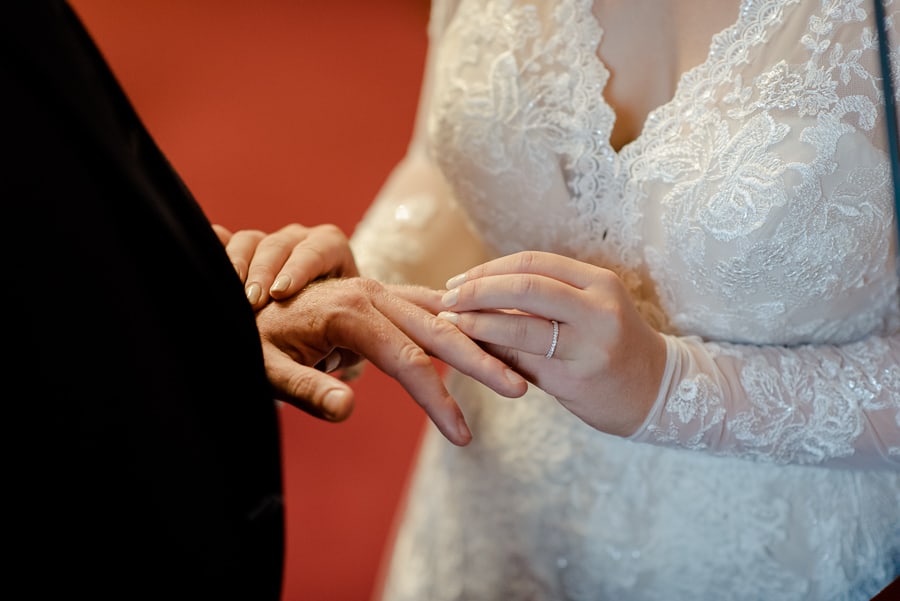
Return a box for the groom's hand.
[255,277,528,446]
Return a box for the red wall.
[68,2,431,599]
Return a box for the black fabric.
[5,2,285,598]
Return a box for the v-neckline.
[585,0,753,155]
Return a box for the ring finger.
[442,310,567,359]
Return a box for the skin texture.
[215,222,528,446]
[593,0,740,151]
[219,223,667,439]
[212,3,740,442]
[436,251,668,437]
[214,222,357,309]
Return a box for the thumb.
[263,346,356,422]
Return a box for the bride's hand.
[437,251,667,437]
[213,222,358,310]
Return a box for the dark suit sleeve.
[4,3,285,598]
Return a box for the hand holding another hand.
[212,221,530,446]
[255,277,528,446]
[214,222,357,310]
[435,251,668,437]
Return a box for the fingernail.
[271,274,291,293]
[323,352,341,373]
[446,272,467,289]
[246,282,262,305]
[441,288,459,307]
[506,369,525,386]
[457,414,472,443]
[437,311,459,324]
[323,389,348,417]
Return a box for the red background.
[68,2,431,599]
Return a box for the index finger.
[364,284,529,399]
[447,250,600,290]
[244,224,314,306]
[268,224,358,300]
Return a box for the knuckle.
[516,250,539,272]
[247,264,278,281]
[280,223,309,235]
[354,277,385,297]
[512,317,531,346]
[428,313,457,334]
[317,223,347,241]
[232,229,266,244]
[282,371,342,420]
[592,268,621,290]
[286,369,317,397]
[323,278,377,313]
[397,340,434,370]
[291,244,328,272]
[260,230,295,250]
[432,312,470,341]
[510,273,537,297]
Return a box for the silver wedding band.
[545,319,559,359]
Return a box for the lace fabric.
[350,0,900,598]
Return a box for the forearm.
[630,333,900,469]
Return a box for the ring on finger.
[545,319,559,359]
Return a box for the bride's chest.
[427,0,898,342]
[431,0,740,147]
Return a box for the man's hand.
[255,277,528,446]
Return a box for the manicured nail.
[441,288,459,307]
[323,389,349,417]
[446,272,467,289]
[271,274,291,293]
[246,282,262,305]
[437,311,459,324]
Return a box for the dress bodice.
[428,0,899,345]
[349,2,900,598]
[414,0,900,467]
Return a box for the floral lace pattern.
[352,0,900,599]
[648,335,900,466]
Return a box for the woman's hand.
[213,222,358,310]
[436,251,668,437]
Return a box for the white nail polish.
[438,311,459,324]
[271,274,291,293]
[446,273,467,289]
[246,283,262,305]
[441,288,459,307]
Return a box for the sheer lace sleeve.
[350,0,487,288]
[629,330,900,469]
[624,2,900,470]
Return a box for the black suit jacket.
[5,2,285,598]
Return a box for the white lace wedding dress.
[350,1,900,599]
